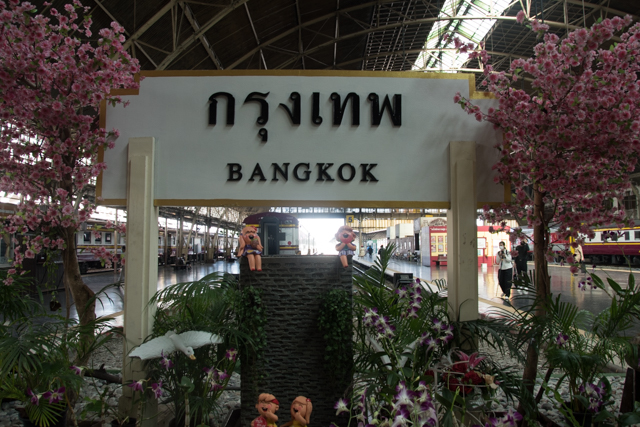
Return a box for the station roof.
[26,0,640,220]
[37,0,640,89]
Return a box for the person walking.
[495,241,513,298]
[515,239,529,277]
[378,245,384,256]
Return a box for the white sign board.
[99,71,503,207]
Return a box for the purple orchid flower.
[127,380,144,392]
[151,381,163,399]
[27,389,39,406]
[42,386,65,404]
[433,318,443,330]
[556,333,569,347]
[391,406,411,427]
[160,350,174,370]
[393,387,414,411]
[334,398,349,415]
[225,348,238,362]
[504,408,523,425]
[425,337,438,351]
[441,334,452,343]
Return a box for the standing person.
[378,245,384,257]
[574,244,587,274]
[367,245,374,259]
[515,239,529,277]
[495,241,513,298]
[117,245,126,285]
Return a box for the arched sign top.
[98,70,504,208]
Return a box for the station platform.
[39,260,240,328]
[353,254,639,319]
[41,256,637,329]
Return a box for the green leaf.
[619,411,640,426]
[606,277,622,293]
[440,410,454,427]
[25,401,65,427]
[386,372,398,386]
[179,376,195,393]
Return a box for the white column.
[120,137,158,424]
[447,141,479,322]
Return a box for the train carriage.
[242,212,299,256]
[583,221,640,265]
[76,221,125,274]
[518,222,640,265]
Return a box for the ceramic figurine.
[252,393,280,427]
[335,225,356,268]
[282,396,312,427]
[238,225,264,271]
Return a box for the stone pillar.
[120,137,159,425]
[239,255,353,427]
[447,141,479,322]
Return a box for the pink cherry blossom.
[453,15,640,300]
[0,0,138,326]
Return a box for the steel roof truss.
[156,0,249,70]
[123,0,178,50]
[180,2,224,69]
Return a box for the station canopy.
[27,0,640,220]
[34,0,640,89]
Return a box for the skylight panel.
[413,0,512,72]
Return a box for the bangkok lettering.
[227,163,379,183]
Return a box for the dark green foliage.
[470,271,640,422]
[149,272,238,336]
[318,288,353,391]
[351,244,451,397]
[0,268,42,323]
[24,402,66,427]
[226,285,268,388]
[0,281,116,427]
[145,272,244,427]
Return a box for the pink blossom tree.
[454,12,640,415]
[0,0,139,331]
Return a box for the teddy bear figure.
[251,393,280,427]
[281,396,312,427]
[335,225,357,268]
[237,225,264,271]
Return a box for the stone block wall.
[239,255,353,427]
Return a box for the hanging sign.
[99,70,503,208]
